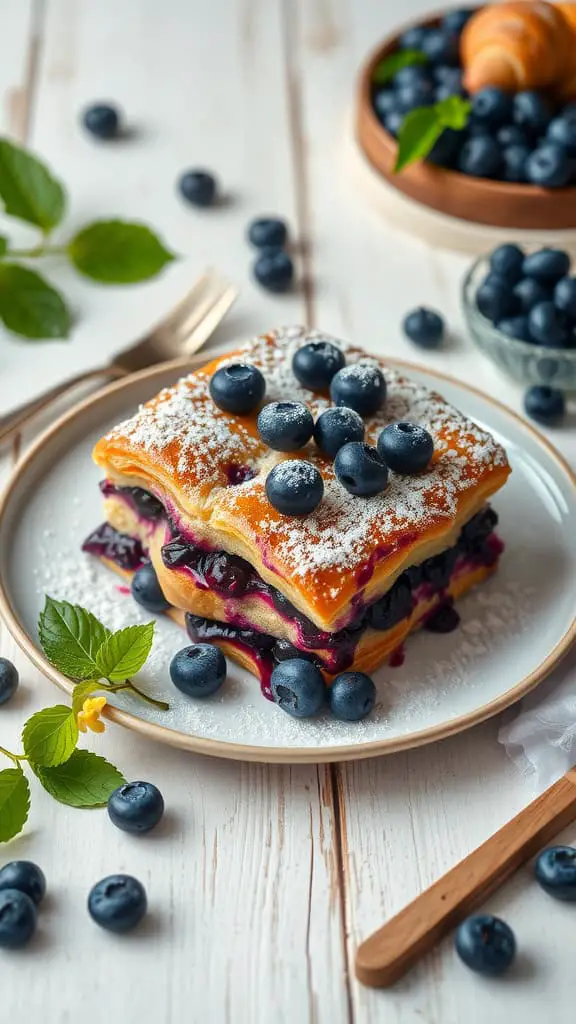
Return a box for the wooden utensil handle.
[356,769,576,988]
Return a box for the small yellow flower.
[77,696,107,734]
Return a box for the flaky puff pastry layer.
[93,327,510,632]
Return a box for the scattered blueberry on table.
[88,874,147,933]
[334,442,389,497]
[292,340,346,391]
[313,406,365,459]
[402,307,445,349]
[0,658,19,705]
[170,643,227,698]
[328,671,377,722]
[377,422,434,474]
[131,562,171,614]
[0,862,46,906]
[257,401,314,452]
[535,846,576,901]
[82,103,121,140]
[270,659,325,718]
[107,782,165,835]
[253,247,294,293]
[0,889,37,949]
[178,169,218,208]
[265,459,324,516]
[209,362,266,415]
[247,217,288,250]
[523,385,565,425]
[455,914,516,975]
[330,364,387,417]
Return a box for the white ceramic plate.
[0,358,575,763]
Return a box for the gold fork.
[0,268,239,448]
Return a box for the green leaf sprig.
[0,597,169,842]
[0,138,175,341]
[372,48,428,86]
[393,95,472,173]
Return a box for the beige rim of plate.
[0,354,575,764]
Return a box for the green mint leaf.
[0,263,71,340]
[0,767,30,842]
[435,95,471,130]
[68,220,175,284]
[372,49,427,85]
[38,596,111,680]
[33,750,125,808]
[72,680,104,716]
[22,705,78,767]
[394,106,444,172]
[95,622,155,682]
[0,138,66,231]
[0,235,7,258]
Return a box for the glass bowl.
[462,256,576,391]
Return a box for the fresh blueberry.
[253,248,294,293]
[131,563,170,613]
[526,143,572,188]
[88,875,147,933]
[82,103,120,140]
[395,81,434,113]
[458,135,502,178]
[377,421,434,474]
[524,385,565,424]
[0,658,18,706]
[368,574,412,630]
[435,82,467,102]
[334,442,388,497]
[257,401,314,451]
[547,114,576,155]
[107,782,165,835]
[247,217,288,249]
[427,128,463,167]
[455,914,516,975]
[313,407,365,458]
[0,862,45,906]
[442,8,473,34]
[535,846,576,901]
[476,274,519,322]
[421,29,459,66]
[554,276,576,318]
[403,306,445,348]
[292,340,345,391]
[265,459,324,516]
[385,110,405,138]
[513,91,553,135]
[502,144,531,183]
[399,26,428,50]
[169,643,226,697]
[466,121,492,138]
[528,301,568,346]
[270,659,325,718]
[373,89,397,120]
[209,362,266,415]
[328,671,377,722]
[0,889,37,948]
[496,124,529,148]
[523,248,571,283]
[178,169,217,207]
[433,65,463,88]
[330,364,386,417]
[393,65,431,89]
[496,315,533,342]
[489,244,525,283]
[471,86,513,126]
[513,276,551,312]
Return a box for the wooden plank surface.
[1,2,575,1023]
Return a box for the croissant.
[555,3,576,98]
[461,1,574,96]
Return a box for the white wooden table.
[1,2,575,1022]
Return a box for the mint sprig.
[372,49,428,86]
[0,597,169,841]
[0,138,175,341]
[393,95,472,173]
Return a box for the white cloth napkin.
[499,645,576,791]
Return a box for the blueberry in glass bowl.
[462,246,576,391]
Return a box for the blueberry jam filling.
[82,523,148,571]
[226,464,256,486]
[99,481,164,521]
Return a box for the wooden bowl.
[356,13,576,231]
